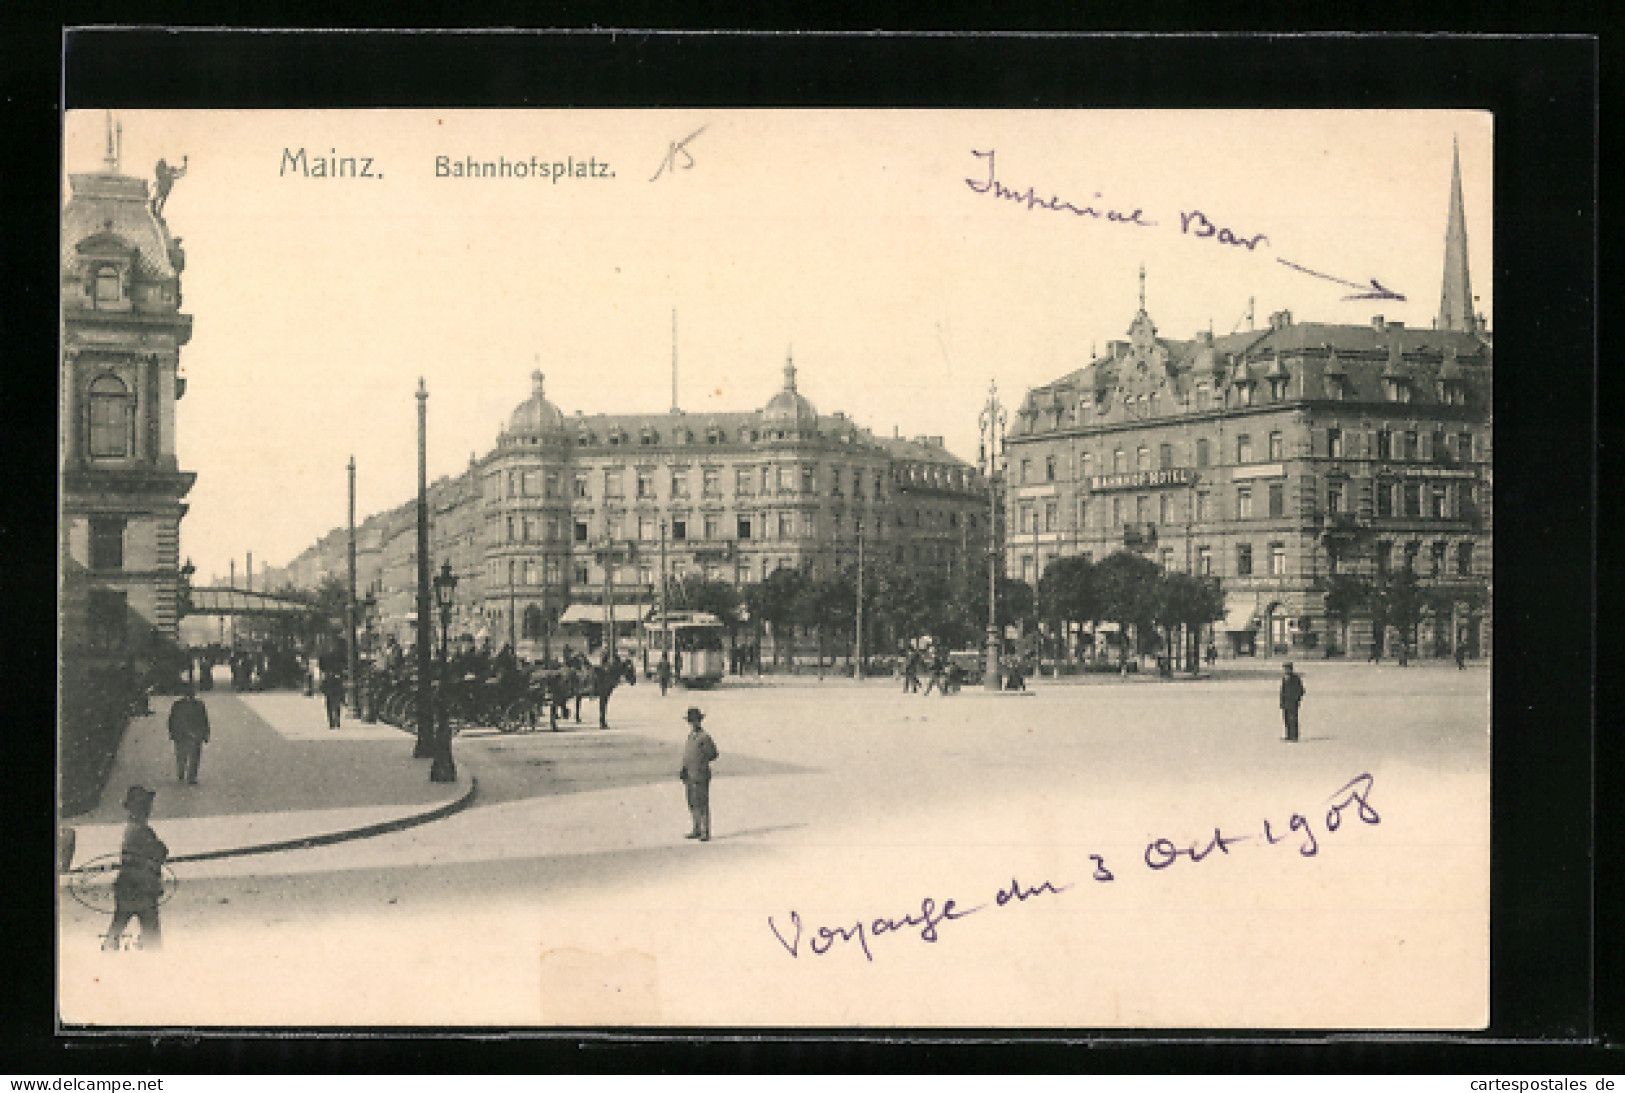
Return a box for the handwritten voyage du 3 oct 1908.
[769,772,1381,964]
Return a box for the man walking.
[102,785,168,951]
[167,682,210,784]
[321,664,346,729]
[679,706,719,841]
[1279,661,1305,743]
[657,651,672,696]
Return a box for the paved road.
[61,662,1490,1029]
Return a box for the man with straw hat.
[102,785,168,950]
[678,707,719,841]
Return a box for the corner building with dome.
[478,355,985,648]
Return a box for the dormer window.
[87,374,133,458]
[1383,377,1411,403]
[1437,379,1466,405]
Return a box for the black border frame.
[8,26,1602,1072]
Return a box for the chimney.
[1269,309,1292,330]
[1372,315,1386,331]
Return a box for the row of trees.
[1323,570,1487,654]
[660,550,1230,674]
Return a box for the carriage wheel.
[497,698,531,734]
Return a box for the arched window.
[87,374,133,458]
[522,604,545,639]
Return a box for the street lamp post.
[979,380,1007,691]
[347,455,360,714]
[430,558,458,783]
[854,518,865,679]
[413,378,434,762]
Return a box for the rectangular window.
[1113,449,1126,473]
[1158,494,1171,524]
[1432,430,1448,464]
[545,472,560,498]
[1018,502,1034,534]
[605,471,623,497]
[1237,435,1253,464]
[1136,495,1150,523]
[671,518,687,541]
[638,516,657,541]
[635,473,653,499]
[574,562,590,585]
[1197,546,1212,575]
[1045,455,1056,481]
[1112,497,1123,526]
[802,466,815,492]
[778,513,795,539]
[1195,440,1210,469]
[1269,542,1286,576]
[1078,499,1089,528]
[1268,483,1285,518]
[1404,482,1422,517]
[1378,481,1395,517]
[1376,430,1392,461]
[1457,542,1474,576]
[1159,443,1173,470]
[734,468,751,496]
[1236,544,1253,576]
[522,469,541,496]
[777,466,795,493]
[670,470,689,497]
[1431,485,1449,519]
[1160,547,1174,571]
[737,516,753,540]
[1458,432,1473,463]
[89,516,124,570]
[1327,482,1344,514]
[701,468,720,497]
[574,520,588,543]
[1403,431,1419,461]
[573,475,588,499]
[1196,491,1212,521]
[1237,486,1254,519]
[1328,428,1343,459]
[1044,501,1057,531]
[852,470,864,498]
[703,515,719,541]
[1403,541,1421,572]
[1268,432,1284,461]
[545,558,561,584]
[545,517,561,542]
[1430,541,1447,577]
[1020,459,1032,484]
[1196,384,1210,410]
[1137,446,1150,472]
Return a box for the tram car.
[645,610,728,687]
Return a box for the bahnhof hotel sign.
[1087,468,1197,492]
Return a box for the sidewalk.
[64,687,474,869]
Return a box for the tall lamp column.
[431,559,458,782]
[979,380,1007,691]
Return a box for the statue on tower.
[152,156,188,218]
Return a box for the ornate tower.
[60,118,196,667]
[1437,137,1478,334]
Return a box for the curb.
[63,777,479,874]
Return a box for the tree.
[744,567,807,667]
[1038,555,1100,658]
[1154,572,1225,673]
[668,575,740,630]
[1321,574,1372,656]
[1094,551,1162,663]
[1370,569,1423,658]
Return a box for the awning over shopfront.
[1221,601,1259,633]
[558,603,652,626]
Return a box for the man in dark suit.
[167,683,211,783]
[1279,662,1305,743]
[679,707,719,841]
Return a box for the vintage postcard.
[58,109,1492,1028]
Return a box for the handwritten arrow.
[1275,257,1407,302]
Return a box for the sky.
[62,110,1492,584]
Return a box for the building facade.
[270,357,986,653]
[1004,152,1491,659]
[60,128,196,669]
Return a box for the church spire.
[1438,136,1477,334]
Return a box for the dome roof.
[61,171,178,280]
[762,353,818,428]
[507,370,567,434]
